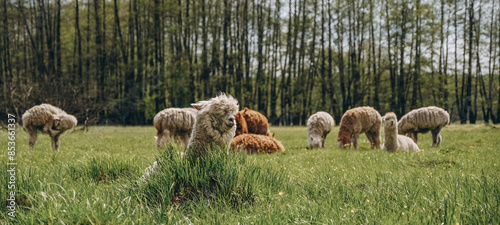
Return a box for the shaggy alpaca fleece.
[235,110,249,136]
[382,112,420,152]
[153,108,197,148]
[185,93,239,157]
[231,134,285,154]
[337,106,382,149]
[22,104,77,151]
[398,106,450,147]
[235,108,272,136]
[307,111,335,149]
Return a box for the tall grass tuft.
[133,144,287,208]
[67,155,139,183]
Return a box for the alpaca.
[22,104,77,151]
[234,111,248,136]
[235,107,272,137]
[142,93,239,179]
[153,108,197,148]
[185,93,240,157]
[381,112,420,152]
[231,134,285,154]
[398,106,450,147]
[307,111,335,149]
[337,106,382,149]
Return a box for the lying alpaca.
[382,112,420,152]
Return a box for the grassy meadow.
[1,124,499,224]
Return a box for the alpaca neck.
[384,126,398,151]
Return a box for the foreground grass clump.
[134,145,287,208]
[68,155,139,183]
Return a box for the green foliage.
[0,125,499,224]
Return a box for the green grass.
[1,124,499,224]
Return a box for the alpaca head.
[308,136,322,149]
[337,126,352,148]
[192,93,239,133]
[53,113,78,131]
[382,112,398,131]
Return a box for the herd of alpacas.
[22,93,450,177]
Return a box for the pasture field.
[1,124,499,224]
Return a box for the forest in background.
[0,0,499,125]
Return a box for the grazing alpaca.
[307,111,335,149]
[22,104,77,151]
[337,106,382,149]
[153,108,197,148]
[398,106,450,147]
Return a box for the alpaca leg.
[156,132,163,148]
[173,135,181,146]
[156,130,170,148]
[412,132,418,143]
[370,131,381,149]
[431,127,442,147]
[365,132,375,149]
[51,134,61,151]
[43,116,59,136]
[181,133,190,146]
[28,128,38,149]
[352,134,359,149]
[374,131,382,149]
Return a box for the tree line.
[1,0,499,125]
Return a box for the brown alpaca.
[231,134,285,154]
[235,107,272,136]
[337,106,382,149]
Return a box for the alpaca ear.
[381,116,386,122]
[192,101,208,110]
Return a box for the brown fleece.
[235,110,249,136]
[337,106,382,149]
[231,134,285,154]
[235,107,272,136]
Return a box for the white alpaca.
[382,112,420,152]
[153,108,197,148]
[307,111,334,149]
[22,104,77,151]
[185,93,239,157]
[142,93,239,179]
